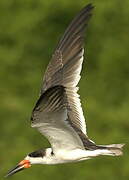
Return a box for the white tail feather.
[98,143,125,156]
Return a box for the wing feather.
[31,86,96,151]
[31,86,85,151]
[41,4,94,93]
[31,4,94,149]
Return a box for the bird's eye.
[51,151,54,156]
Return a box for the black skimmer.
[5,3,124,178]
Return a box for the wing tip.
[78,3,94,24]
[85,3,94,10]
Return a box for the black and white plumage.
[5,3,124,178]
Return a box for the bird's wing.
[31,86,85,151]
[31,4,94,151]
[31,86,96,152]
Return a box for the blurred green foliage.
[0,0,129,179]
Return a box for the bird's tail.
[97,143,125,156]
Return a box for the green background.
[1,0,129,179]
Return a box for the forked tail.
[97,143,125,156]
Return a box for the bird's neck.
[41,148,54,164]
[37,148,63,165]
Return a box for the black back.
[28,149,46,158]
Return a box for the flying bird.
[5,3,124,177]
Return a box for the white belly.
[45,149,92,164]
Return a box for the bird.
[5,3,124,178]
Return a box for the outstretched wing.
[31,86,85,151]
[31,4,94,151]
[31,86,96,152]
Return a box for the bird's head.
[5,149,47,177]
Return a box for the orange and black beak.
[5,160,31,177]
